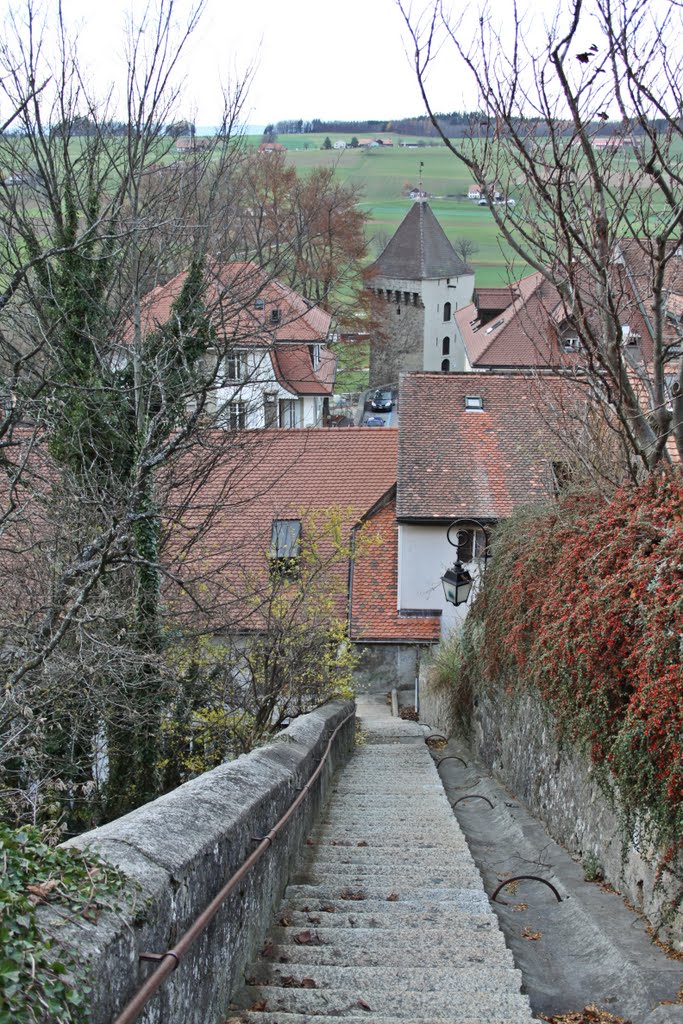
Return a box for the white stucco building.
[122,261,336,430]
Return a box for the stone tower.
[366,201,474,387]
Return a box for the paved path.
[231,695,535,1023]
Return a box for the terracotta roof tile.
[396,372,584,521]
[457,273,572,368]
[172,428,398,627]
[121,261,332,349]
[350,491,441,643]
[271,344,336,396]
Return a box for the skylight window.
[465,395,484,411]
[484,318,505,334]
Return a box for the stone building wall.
[368,290,424,388]
[418,665,683,948]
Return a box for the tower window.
[441,358,450,372]
[443,301,452,321]
[442,337,450,355]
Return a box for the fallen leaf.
[281,974,317,989]
[511,902,528,912]
[278,915,292,927]
[339,887,366,901]
[357,841,368,847]
[356,998,372,1011]
[306,838,315,846]
[249,1000,267,1012]
[260,941,274,958]
[386,892,400,901]
[539,1006,631,1024]
[321,904,336,912]
[293,930,312,944]
[26,879,59,904]
[522,927,543,941]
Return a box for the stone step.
[253,933,513,968]
[290,868,482,889]
[236,985,532,1019]
[278,894,492,918]
[245,963,524,993]
[284,882,485,902]
[322,798,452,813]
[308,831,459,848]
[301,847,471,865]
[234,1014,531,1024]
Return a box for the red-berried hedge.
[469,474,683,863]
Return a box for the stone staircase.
[230,695,535,1023]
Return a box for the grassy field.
[244,134,528,287]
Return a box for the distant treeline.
[264,114,484,138]
[265,114,673,139]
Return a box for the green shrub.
[0,824,128,1024]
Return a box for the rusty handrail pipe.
[112,707,355,1024]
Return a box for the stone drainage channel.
[226,693,683,1024]
[425,721,683,1024]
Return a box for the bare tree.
[0,0,284,828]
[401,0,683,474]
[453,236,479,265]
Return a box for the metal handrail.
[112,707,355,1024]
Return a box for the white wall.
[422,275,475,372]
[397,522,484,636]
[213,349,323,429]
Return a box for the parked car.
[371,388,393,412]
[366,416,386,427]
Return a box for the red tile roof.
[397,372,585,522]
[122,261,332,349]
[271,344,336,396]
[457,273,574,368]
[171,428,398,629]
[349,489,441,644]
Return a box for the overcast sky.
[0,0,491,128]
[3,0,661,128]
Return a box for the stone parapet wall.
[418,669,682,948]
[42,701,355,1024]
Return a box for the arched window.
[443,301,451,322]
[441,358,450,372]
[442,337,450,355]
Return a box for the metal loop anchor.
[437,755,468,768]
[452,794,493,808]
[139,951,181,971]
[491,874,563,904]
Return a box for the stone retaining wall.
[418,669,682,948]
[42,700,355,1024]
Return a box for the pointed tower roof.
[369,201,471,280]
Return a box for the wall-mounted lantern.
[440,519,491,607]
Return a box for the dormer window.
[311,344,321,370]
[621,325,640,347]
[270,308,281,325]
[254,298,265,310]
[270,518,301,578]
[465,395,484,411]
